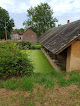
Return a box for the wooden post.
[5,20,7,41]
[54,55,57,60]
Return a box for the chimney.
[67,20,70,24]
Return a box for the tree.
[23,3,58,37]
[58,24,61,27]
[15,28,24,33]
[0,7,15,39]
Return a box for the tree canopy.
[23,3,58,37]
[0,7,14,39]
[15,28,24,34]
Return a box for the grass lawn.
[24,50,54,73]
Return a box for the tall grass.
[20,76,34,91]
[32,73,54,88]
[56,71,80,87]
[0,71,80,91]
[68,71,80,84]
[0,78,19,90]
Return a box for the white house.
[11,30,22,40]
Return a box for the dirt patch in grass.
[0,88,18,98]
[29,84,80,106]
[0,85,80,106]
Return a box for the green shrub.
[0,41,33,78]
[30,44,41,49]
[16,41,31,50]
[1,78,19,90]
[30,45,36,49]
[20,76,34,91]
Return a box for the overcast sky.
[0,0,80,29]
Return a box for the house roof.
[12,30,18,34]
[18,32,23,36]
[38,20,80,55]
[23,28,36,35]
[12,30,22,36]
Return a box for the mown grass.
[24,50,54,73]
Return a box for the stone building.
[23,28,37,44]
[38,20,80,72]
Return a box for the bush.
[16,41,31,50]
[0,41,33,78]
[30,45,36,49]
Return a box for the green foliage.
[20,76,34,91]
[16,41,31,50]
[30,45,36,49]
[0,41,33,78]
[30,44,41,49]
[0,7,14,39]
[16,41,41,50]
[15,28,24,33]
[23,3,58,37]
[1,78,19,90]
